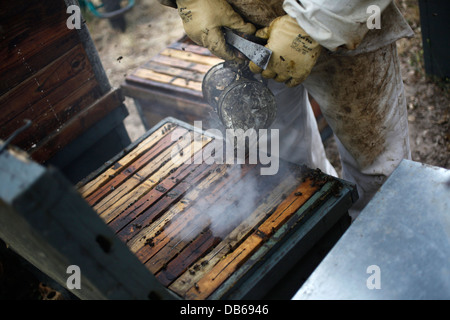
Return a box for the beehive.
[77,118,354,299]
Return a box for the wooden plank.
[123,77,206,111]
[145,55,212,74]
[257,177,325,237]
[155,229,220,287]
[2,79,102,152]
[0,1,69,61]
[113,144,221,242]
[155,163,294,288]
[148,228,211,277]
[160,48,222,66]
[29,88,125,163]
[92,129,192,219]
[128,84,210,117]
[0,148,176,300]
[142,61,205,82]
[184,233,264,300]
[129,163,228,259]
[0,27,78,97]
[77,122,177,198]
[109,142,219,235]
[0,44,95,128]
[208,179,348,300]
[85,126,187,206]
[131,69,202,92]
[124,160,229,254]
[168,173,300,296]
[168,41,217,57]
[140,163,259,273]
[109,161,195,234]
[0,1,68,48]
[94,131,212,224]
[141,206,205,269]
[171,174,326,299]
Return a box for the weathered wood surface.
[0,1,77,96]
[121,36,219,129]
[124,37,222,101]
[30,88,125,163]
[0,0,126,166]
[0,147,176,300]
[78,119,345,299]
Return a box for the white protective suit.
[160,0,414,219]
[271,1,413,219]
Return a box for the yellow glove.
[249,15,322,87]
[176,0,256,61]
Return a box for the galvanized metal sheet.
[293,159,450,300]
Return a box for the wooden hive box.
[121,36,220,130]
[1,0,131,184]
[77,117,357,299]
[0,117,356,299]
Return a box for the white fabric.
[283,0,414,54]
[257,0,413,220]
[267,81,338,177]
[271,43,411,220]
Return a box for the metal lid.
[218,80,276,131]
[202,62,240,110]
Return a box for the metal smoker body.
[202,61,277,132]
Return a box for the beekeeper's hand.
[176,0,255,61]
[249,15,322,87]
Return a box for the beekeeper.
[159,0,414,219]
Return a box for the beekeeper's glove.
[249,15,321,87]
[176,0,255,61]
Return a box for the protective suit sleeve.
[283,0,392,51]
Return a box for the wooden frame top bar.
[77,117,357,299]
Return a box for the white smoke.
[171,162,261,243]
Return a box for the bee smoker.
[202,28,277,132]
[202,61,277,132]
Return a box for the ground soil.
[1,0,448,300]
